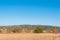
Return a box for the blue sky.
[0,0,60,26]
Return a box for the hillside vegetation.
[0,25,60,33]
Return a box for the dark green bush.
[33,26,43,33]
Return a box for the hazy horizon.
[0,0,60,26]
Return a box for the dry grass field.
[0,33,60,40]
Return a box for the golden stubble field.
[0,33,60,40]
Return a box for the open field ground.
[0,33,60,40]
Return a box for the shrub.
[33,26,43,33]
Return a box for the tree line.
[0,25,60,33]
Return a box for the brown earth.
[0,33,60,40]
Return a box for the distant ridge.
[0,25,60,29]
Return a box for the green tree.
[33,26,43,33]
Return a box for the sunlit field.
[0,33,60,40]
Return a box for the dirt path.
[0,33,60,40]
